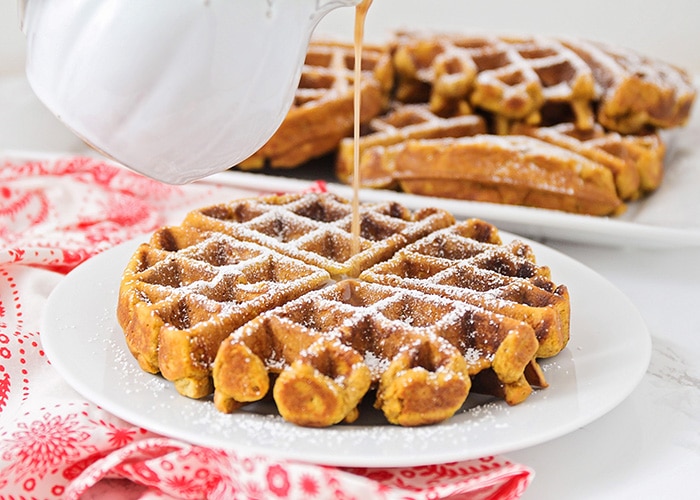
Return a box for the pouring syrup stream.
[351,0,373,256]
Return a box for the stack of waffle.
[118,193,570,427]
[241,33,695,216]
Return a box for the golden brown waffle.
[360,218,569,406]
[117,225,331,398]
[392,32,598,134]
[393,31,696,135]
[512,122,666,198]
[238,40,393,169]
[334,101,663,212]
[119,193,571,427]
[181,192,455,279]
[213,280,477,427]
[360,219,570,360]
[560,37,697,133]
[356,134,624,216]
[335,103,487,187]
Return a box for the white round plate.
[41,233,651,467]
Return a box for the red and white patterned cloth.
[0,155,533,500]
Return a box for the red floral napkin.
[0,155,533,499]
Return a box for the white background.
[3,0,700,75]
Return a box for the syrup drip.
[351,0,373,257]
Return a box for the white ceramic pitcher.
[20,0,360,184]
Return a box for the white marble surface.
[510,242,700,499]
[2,72,698,500]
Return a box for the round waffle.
[118,193,570,427]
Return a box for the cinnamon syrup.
[350,0,373,257]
